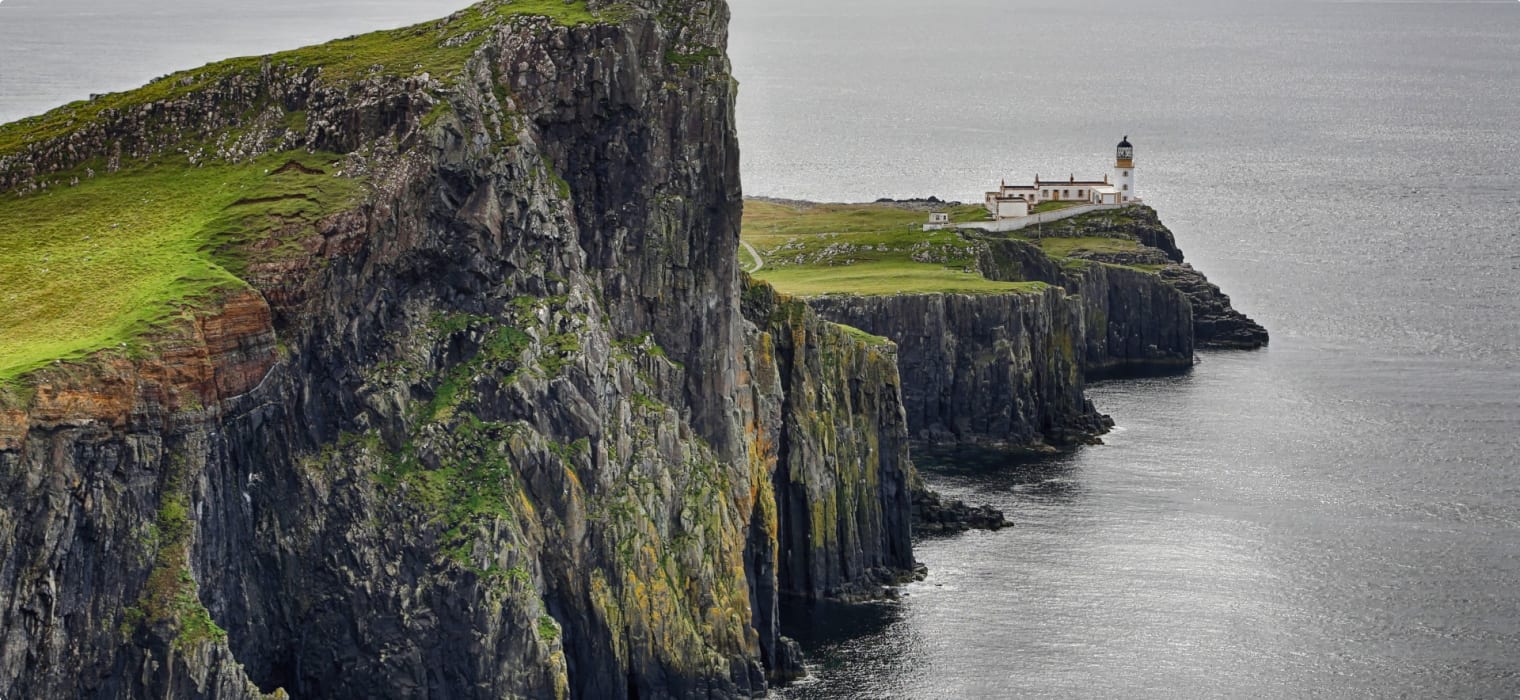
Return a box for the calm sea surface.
[4,0,1520,697]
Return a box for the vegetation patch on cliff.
[666,45,723,69]
[834,322,893,347]
[1000,210,1171,273]
[0,150,361,381]
[121,460,228,653]
[1028,235,1143,258]
[740,200,1041,297]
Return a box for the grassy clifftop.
[739,200,1176,299]
[0,151,360,381]
[0,0,634,384]
[741,200,1040,297]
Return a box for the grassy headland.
[739,200,1172,297]
[1031,236,1143,258]
[740,200,1042,297]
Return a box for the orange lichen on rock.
[29,370,136,427]
[6,289,278,438]
[196,289,278,399]
[0,409,27,450]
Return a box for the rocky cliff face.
[0,2,919,698]
[808,288,1111,449]
[977,238,1196,377]
[1009,206,1269,351]
[740,282,915,605]
[805,205,1265,449]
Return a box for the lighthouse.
[1114,136,1137,202]
[981,139,1141,219]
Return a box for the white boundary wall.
[926,202,1137,233]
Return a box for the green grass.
[755,263,1043,297]
[0,0,629,157]
[947,204,994,223]
[0,151,362,381]
[120,460,229,651]
[0,0,633,381]
[537,614,561,641]
[834,323,893,346]
[742,200,1040,297]
[665,46,723,69]
[1031,200,1087,214]
[1012,234,1163,274]
[377,418,526,541]
[737,243,761,273]
[1024,235,1142,258]
[743,200,926,239]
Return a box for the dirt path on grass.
[740,240,764,273]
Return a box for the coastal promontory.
[0,1,1263,697]
[742,199,1268,449]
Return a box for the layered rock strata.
[1005,205,1269,351]
[0,2,921,698]
[807,206,1265,448]
[809,289,1112,449]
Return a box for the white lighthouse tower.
[1114,136,1137,202]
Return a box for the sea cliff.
[0,1,924,697]
[808,288,1111,448]
[746,201,1267,449]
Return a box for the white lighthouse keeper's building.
[982,137,1142,220]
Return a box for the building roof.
[1035,178,1109,186]
[1118,135,1132,148]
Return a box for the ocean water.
[3,0,1519,697]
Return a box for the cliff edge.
[743,200,1268,449]
[0,2,921,697]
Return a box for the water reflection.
[913,444,1088,509]
[778,595,931,699]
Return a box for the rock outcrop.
[977,237,1196,377]
[911,488,1010,535]
[1007,206,1268,350]
[804,205,1263,449]
[0,1,922,698]
[1158,265,1270,349]
[809,288,1113,449]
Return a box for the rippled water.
[781,350,1520,698]
[3,0,1519,697]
